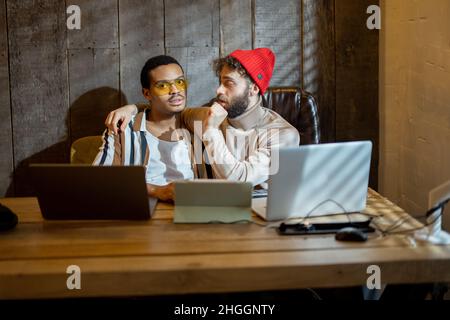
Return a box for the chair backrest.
[70,136,104,164]
[263,87,321,145]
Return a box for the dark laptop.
[29,164,156,220]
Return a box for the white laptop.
[252,141,372,221]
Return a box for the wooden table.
[1,190,450,300]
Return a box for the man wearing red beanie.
[105,48,299,189]
[186,48,300,187]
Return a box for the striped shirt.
[93,109,196,185]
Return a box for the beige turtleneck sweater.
[181,96,300,188]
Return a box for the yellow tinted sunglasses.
[150,78,188,96]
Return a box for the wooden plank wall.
[335,0,379,189]
[303,0,379,188]
[220,0,252,55]
[165,0,219,106]
[302,0,336,143]
[7,0,69,196]
[67,0,121,145]
[255,0,301,87]
[0,0,378,195]
[0,0,13,196]
[119,0,164,105]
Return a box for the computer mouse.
[335,227,368,242]
[0,204,18,232]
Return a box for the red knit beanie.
[229,48,275,94]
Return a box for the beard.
[217,87,250,119]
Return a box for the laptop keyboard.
[252,189,268,199]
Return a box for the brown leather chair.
[70,136,103,164]
[263,87,321,145]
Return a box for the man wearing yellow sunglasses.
[94,55,198,201]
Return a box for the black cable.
[262,199,382,230]
[273,196,450,238]
[426,198,450,217]
[374,197,450,236]
[279,199,351,225]
[205,197,450,237]
[206,220,251,224]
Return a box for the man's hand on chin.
[203,102,228,133]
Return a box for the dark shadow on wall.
[69,87,127,146]
[5,87,127,197]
